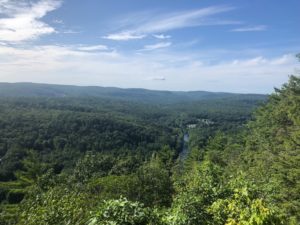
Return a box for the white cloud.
[0,0,62,43]
[77,45,108,51]
[231,25,267,32]
[141,42,172,51]
[0,44,298,93]
[103,32,146,41]
[231,56,267,66]
[270,54,295,65]
[153,34,171,39]
[140,6,235,33]
[105,5,237,41]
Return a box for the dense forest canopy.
[0,74,299,224]
[0,88,264,181]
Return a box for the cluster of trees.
[0,71,298,224]
[183,75,300,224]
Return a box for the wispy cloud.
[104,5,237,41]
[153,34,171,39]
[103,32,146,41]
[139,6,235,33]
[77,45,108,51]
[141,42,172,51]
[0,0,62,43]
[231,25,267,32]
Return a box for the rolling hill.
[0,82,266,103]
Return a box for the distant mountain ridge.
[0,82,267,103]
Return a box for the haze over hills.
[0,82,266,103]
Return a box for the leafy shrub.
[88,197,161,225]
[18,187,91,225]
[209,187,282,225]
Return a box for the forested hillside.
[0,75,299,224]
[0,82,266,103]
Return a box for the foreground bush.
[88,197,163,225]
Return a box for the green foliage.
[0,150,45,209]
[209,174,282,225]
[73,151,114,183]
[134,155,173,207]
[210,191,281,225]
[87,175,136,201]
[88,198,160,225]
[243,75,300,222]
[167,161,225,225]
[19,187,91,225]
[0,204,19,225]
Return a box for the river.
[179,133,189,161]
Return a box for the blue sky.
[0,0,299,93]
